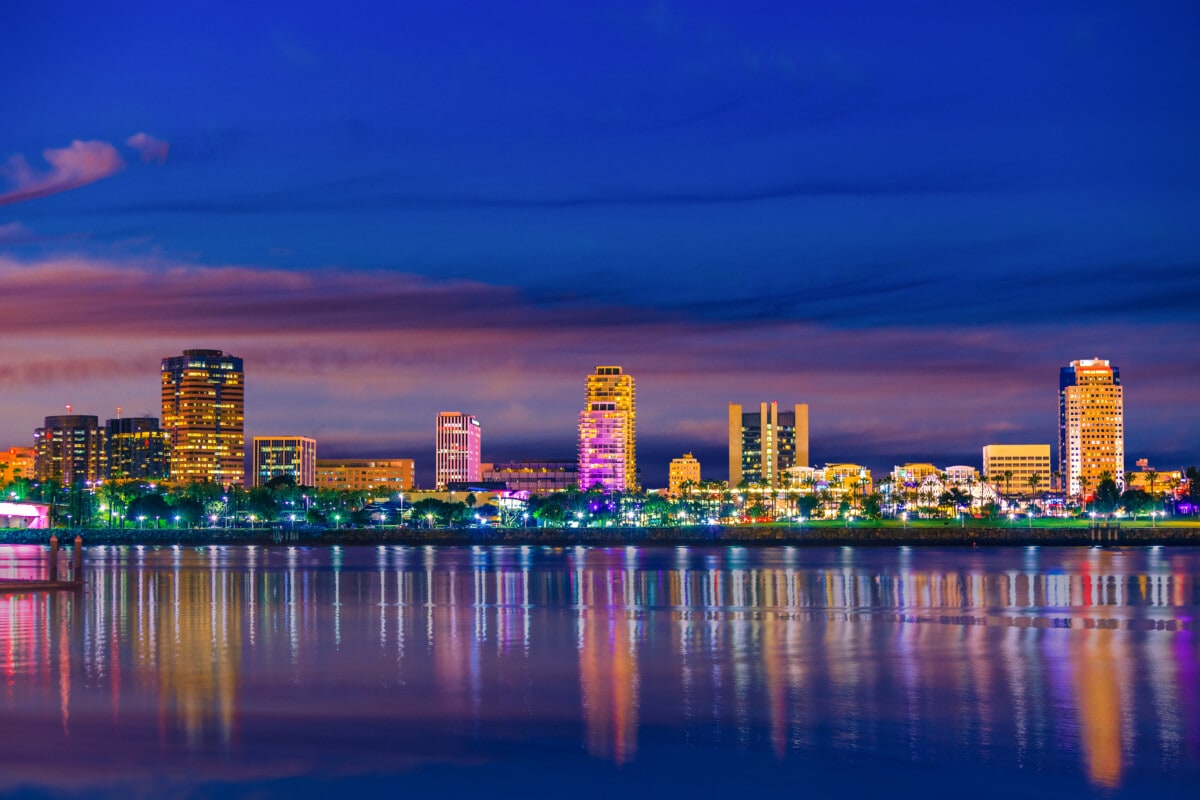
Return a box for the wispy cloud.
[125,132,170,164]
[0,140,125,206]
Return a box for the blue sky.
[2,1,1199,485]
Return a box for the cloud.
[125,132,170,164]
[0,140,126,206]
[0,221,33,243]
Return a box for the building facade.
[578,366,637,492]
[161,349,245,486]
[982,444,1052,495]
[105,416,170,480]
[1059,359,1124,496]
[315,459,415,492]
[0,446,36,484]
[252,436,317,487]
[668,453,701,496]
[728,401,809,488]
[435,412,482,489]
[481,460,577,493]
[33,414,105,485]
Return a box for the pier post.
[72,535,83,584]
[48,535,59,582]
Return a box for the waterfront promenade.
[1,523,1198,548]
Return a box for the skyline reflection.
[0,544,1197,795]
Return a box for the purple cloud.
[125,132,169,164]
[0,140,126,206]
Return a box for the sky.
[2,0,1199,487]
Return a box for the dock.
[0,534,85,593]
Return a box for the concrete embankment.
[1,525,1197,547]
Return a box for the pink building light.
[578,404,628,492]
[435,412,481,489]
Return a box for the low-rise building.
[253,436,317,487]
[481,460,577,493]
[982,444,1052,495]
[0,446,36,484]
[668,453,701,496]
[315,459,415,493]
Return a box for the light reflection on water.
[1,544,1198,797]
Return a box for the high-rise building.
[668,453,701,496]
[1059,358,1124,496]
[106,415,170,480]
[33,414,105,485]
[252,436,317,487]
[0,446,36,484]
[315,459,415,492]
[982,444,1052,495]
[161,349,245,486]
[578,366,637,491]
[728,402,809,488]
[435,412,481,489]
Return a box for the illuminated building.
[668,452,701,496]
[481,460,577,492]
[0,446,35,483]
[578,366,637,492]
[252,436,317,487]
[1059,359,1124,496]
[728,401,809,487]
[435,412,481,490]
[161,349,245,486]
[823,463,872,495]
[315,459,415,492]
[105,415,170,480]
[982,444,1052,495]
[33,414,105,484]
[1125,460,1183,496]
[890,462,940,487]
[944,465,979,484]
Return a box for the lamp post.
[1151,511,1158,529]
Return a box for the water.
[1,544,1198,798]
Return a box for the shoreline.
[1,525,1197,548]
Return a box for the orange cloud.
[125,132,169,164]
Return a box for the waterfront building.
[983,444,1052,495]
[1059,358,1124,496]
[824,463,872,495]
[105,415,170,480]
[945,465,980,485]
[890,462,940,488]
[435,412,482,489]
[253,436,317,487]
[481,460,577,493]
[0,446,36,484]
[668,453,701,496]
[161,349,245,486]
[578,366,637,492]
[33,414,105,485]
[1125,459,1184,498]
[315,459,414,492]
[728,401,809,488]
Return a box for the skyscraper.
[1059,358,1124,497]
[106,415,170,480]
[34,414,105,485]
[728,402,809,488]
[435,412,481,489]
[578,366,637,491]
[161,349,245,486]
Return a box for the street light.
[1151,511,1158,529]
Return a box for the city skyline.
[2,2,1199,485]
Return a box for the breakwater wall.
[1,525,1198,547]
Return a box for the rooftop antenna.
[117,406,123,419]
[66,404,72,414]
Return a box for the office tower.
[668,453,701,496]
[578,366,637,491]
[316,459,415,492]
[252,436,317,487]
[1059,358,1124,496]
[33,414,105,485]
[728,401,809,488]
[106,415,171,480]
[161,349,246,486]
[435,412,481,489]
[982,444,1052,494]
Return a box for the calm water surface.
[1,544,1198,797]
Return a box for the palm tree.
[1002,470,1014,503]
[1027,473,1042,496]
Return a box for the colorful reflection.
[0,544,1197,795]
